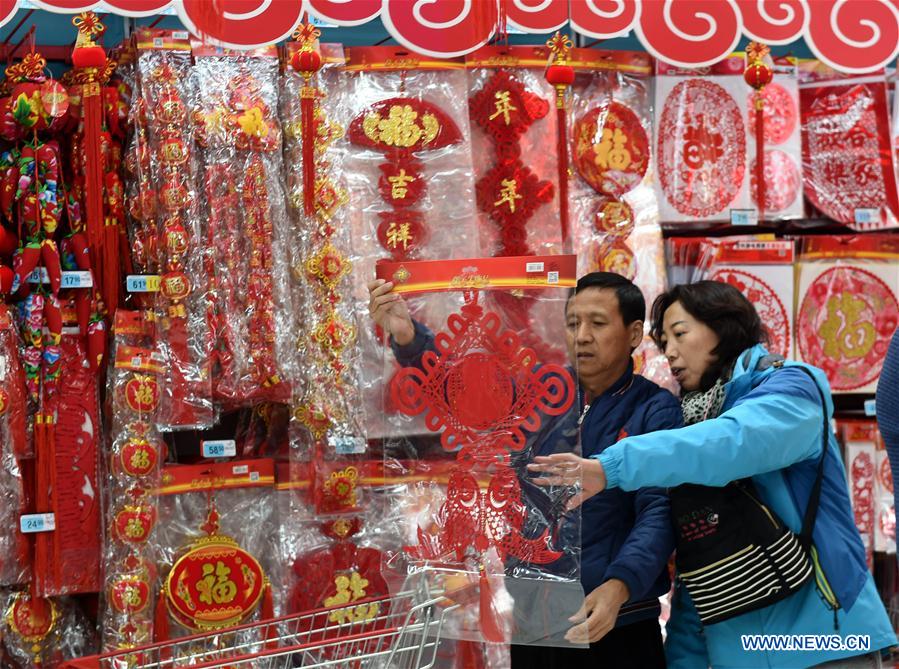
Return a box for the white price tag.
[232,465,249,475]
[26,267,49,284]
[854,208,879,225]
[864,399,876,417]
[526,262,545,273]
[126,275,161,293]
[730,209,759,226]
[61,271,93,289]
[329,436,367,455]
[201,440,236,459]
[20,513,55,534]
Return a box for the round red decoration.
[749,149,800,212]
[123,375,159,413]
[710,268,790,357]
[574,102,649,197]
[376,211,426,260]
[118,438,161,478]
[6,594,57,640]
[378,161,425,208]
[593,198,635,237]
[161,271,191,301]
[592,238,636,280]
[880,457,893,495]
[113,505,157,544]
[110,574,151,614]
[747,84,797,145]
[155,91,186,125]
[164,535,267,631]
[658,79,746,218]
[797,266,899,390]
[743,62,773,89]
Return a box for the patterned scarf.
[681,377,727,426]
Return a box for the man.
[368,272,682,668]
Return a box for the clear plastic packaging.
[192,45,295,409]
[135,29,213,429]
[567,50,674,392]
[326,47,480,442]
[842,420,878,568]
[151,459,279,643]
[0,304,29,587]
[800,63,899,231]
[376,256,584,648]
[0,591,97,669]
[100,309,165,651]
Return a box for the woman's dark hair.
[650,281,766,390]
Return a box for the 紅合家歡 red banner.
[20,0,899,74]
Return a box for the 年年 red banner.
[12,0,899,74]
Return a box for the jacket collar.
[582,358,635,404]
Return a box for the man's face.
[565,287,642,387]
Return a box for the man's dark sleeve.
[602,399,683,601]
[876,328,899,530]
[390,319,437,369]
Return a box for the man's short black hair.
[566,272,646,326]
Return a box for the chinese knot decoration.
[744,41,773,223]
[349,98,461,261]
[470,69,553,258]
[545,32,574,245]
[289,22,323,217]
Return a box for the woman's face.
[659,301,720,392]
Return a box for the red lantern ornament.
[290,23,324,217]
[545,32,575,245]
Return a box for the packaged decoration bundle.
[192,43,296,409]
[327,46,480,441]
[134,29,213,430]
[377,255,583,648]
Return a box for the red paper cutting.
[710,268,790,357]
[797,266,898,390]
[801,82,899,229]
[658,79,746,218]
[748,83,797,145]
[750,149,801,212]
[389,295,575,465]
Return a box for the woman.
[529,282,896,669]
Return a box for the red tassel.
[755,92,765,224]
[103,217,120,311]
[154,593,169,642]
[478,568,504,643]
[74,291,90,337]
[301,89,316,216]
[262,581,277,645]
[81,80,105,281]
[456,641,486,669]
[556,105,570,249]
[33,414,49,596]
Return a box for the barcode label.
[526,262,545,272]
[232,465,249,475]
[201,440,236,458]
[20,513,55,534]
[329,436,367,455]
[173,31,189,40]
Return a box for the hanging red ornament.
[744,41,773,223]
[290,23,324,216]
[574,102,650,197]
[545,32,574,245]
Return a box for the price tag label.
[173,31,189,40]
[730,209,759,226]
[854,208,879,225]
[61,271,93,289]
[26,267,49,284]
[864,399,876,417]
[20,513,56,534]
[126,275,161,293]
[526,262,545,273]
[329,436,367,455]
[201,440,236,459]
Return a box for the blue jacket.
[876,329,899,534]
[597,344,897,668]
[394,320,682,627]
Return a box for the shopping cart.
[62,581,458,669]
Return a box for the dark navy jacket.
[393,320,682,627]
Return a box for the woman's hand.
[367,279,415,346]
[527,453,607,510]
